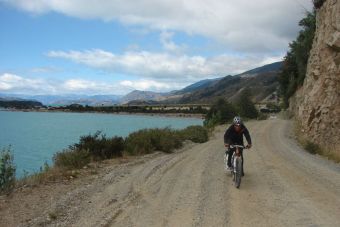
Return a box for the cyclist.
[224,116,252,176]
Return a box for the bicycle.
[224,145,247,189]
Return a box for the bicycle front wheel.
[235,157,242,188]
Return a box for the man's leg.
[241,148,244,176]
[227,148,234,167]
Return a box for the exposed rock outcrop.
[313,0,326,9]
[290,0,340,157]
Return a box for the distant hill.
[31,95,122,106]
[239,61,283,77]
[0,96,27,101]
[0,100,44,109]
[120,90,166,104]
[0,94,122,106]
[126,99,160,105]
[121,61,283,105]
[0,62,283,106]
[159,61,283,104]
[177,71,279,104]
[175,78,222,95]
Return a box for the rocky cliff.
[290,0,340,157]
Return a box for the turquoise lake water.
[0,111,202,177]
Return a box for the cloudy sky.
[0,0,313,95]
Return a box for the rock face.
[290,0,340,156]
[313,0,326,9]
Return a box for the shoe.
[227,166,233,171]
[242,172,245,176]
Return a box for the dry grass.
[16,167,77,187]
[294,121,340,163]
[279,110,294,120]
[11,126,209,191]
[14,156,134,189]
[320,147,340,163]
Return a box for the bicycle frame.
[227,145,246,188]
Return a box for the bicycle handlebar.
[229,145,248,149]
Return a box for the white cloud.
[47,49,116,69]
[160,30,186,54]
[0,0,312,96]
[47,49,273,82]
[260,55,285,66]
[63,79,96,90]
[120,79,176,91]
[0,73,181,95]
[4,0,313,53]
[61,79,127,94]
[0,73,55,93]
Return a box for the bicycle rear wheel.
[235,157,242,188]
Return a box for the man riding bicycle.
[224,116,252,176]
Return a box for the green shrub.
[156,130,183,153]
[53,149,91,169]
[204,93,260,127]
[71,131,124,160]
[304,141,322,155]
[204,98,237,127]
[70,131,101,153]
[125,129,154,155]
[266,103,281,113]
[125,128,183,155]
[0,147,16,194]
[180,126,209,143]
[236,88,258,119]
[257,113,268,120]
[101,136,125,159]
[279,11,316,108]
[52,126,209,170]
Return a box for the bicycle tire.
[235,157,242,188]
[230,155,234,177]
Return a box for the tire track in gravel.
[108,127,232,227]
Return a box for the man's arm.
[243,126,252,146]
[224,126,232,145]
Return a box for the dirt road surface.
[1,119,340,226]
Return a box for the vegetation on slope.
[279,11,316,108]
[1,125,209,194]
[0,100,44,109]
[53,104,209,115]
[0,147,16,194]
[204,88,259,127]
[55,126,208,169]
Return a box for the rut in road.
[108,128,231,227]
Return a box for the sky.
[0,0,313,96]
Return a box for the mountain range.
[0,94,122,106]
[0,61,283,106]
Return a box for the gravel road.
[1,119,339,226]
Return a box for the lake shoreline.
[0,110,203,178]
[0,108,205,119]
